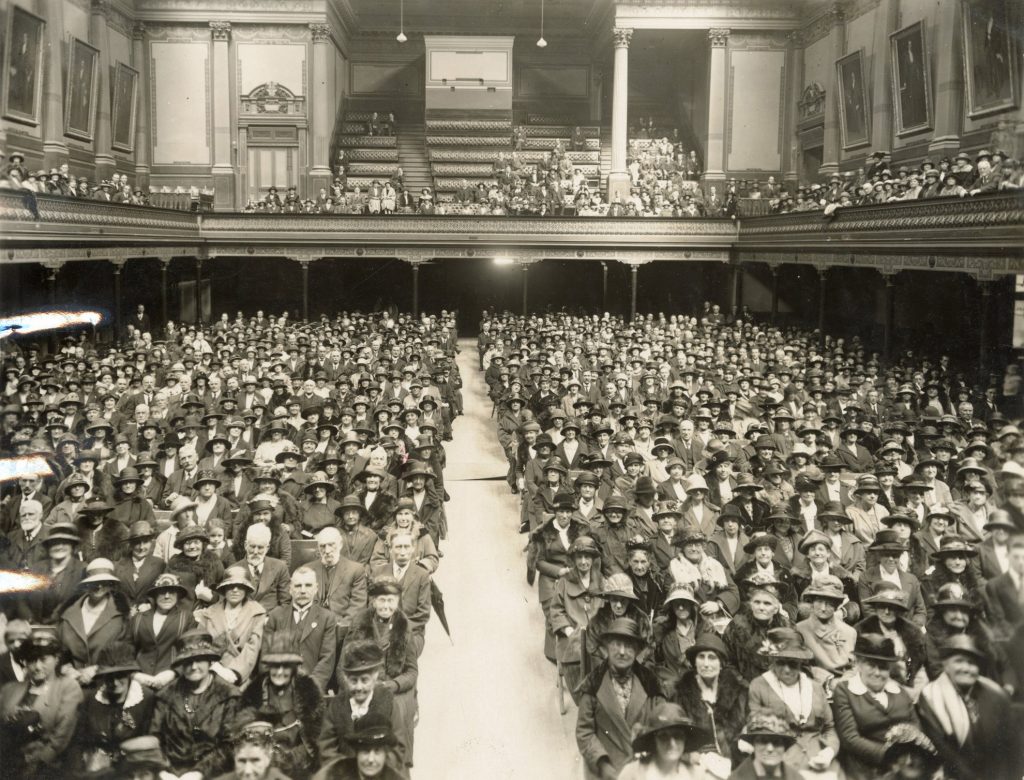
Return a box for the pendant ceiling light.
[396,0,407,42]
[536,0,547,47]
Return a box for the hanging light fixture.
[396,0,407,42]
[536,0,547,47]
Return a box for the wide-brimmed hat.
[126,520,156,542]
[868,529,908,554]
[172,629,221,666]
[937,634,987,663]
[684,633,729,666]
[42,522,81,546]
[930,535,977,561]
[801,574,846,603]
[818,500,850,523]
[567,535,601,557]
[652,501,682,520]
[663,583,699,610]
[601,572,638,601]
[335,494,368,518]
[863,584,909,611]
[932,582,974,611]
[881,724,938,771]
[168,496,199,520]
[339,638,385,673]
[114,466,144,486]
[192,469,222,488]
[542,457,569,475]
[147,572,189,598]
[763,626,813,661]
[852,475,881,495]
[261,634,305,666]
[881,510,920,531]
[983,511,1018,533]
[743,532,779,554]
[80,557,122,587]
[94,640,141,677]
[348,713,398,748]
[216,566,255,593]
[79,497,113,515]
[119,736,170,770]
[631,702,708,754]
[176,524,210,546]
[741,713,797,746]
[600,616,643,644]
[853,632,899,662]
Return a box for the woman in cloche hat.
[617,702,709,779]
[193,566,268,687]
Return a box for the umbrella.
[430,580,452,643]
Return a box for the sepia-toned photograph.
[1,4,44,125]
[1,1,1024,779]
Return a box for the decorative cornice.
[612,28,633,48]
[708,28,730,47]
[799,4,844,47]
[309,23,331,42]
[210,21,231,41]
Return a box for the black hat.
[853,633,899,662]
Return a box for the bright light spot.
[0,569,50,596]
[0,456,53,484]
[494,257,514,266]
[0,310,103,340]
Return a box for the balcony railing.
[2,190,1021,263]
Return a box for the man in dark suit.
[368,528,432,656]
[858,531,927,626]
[129,304,151,335]
[261,566,339,691]
[239,522,291,612]
[308,527,368,639]
[984,536,1024,640]
[0,476,53,535]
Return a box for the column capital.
[293,255,317,267]
[786,29,802,47]
[158,256,173,269]
[109,258,127,270]
[41,260,65,275]
[132,22,146,41]
[825,4,844,28]
[612,28,633,49]
[815,265,829,279]
[90,0,108,18]
[309,23,331,42]
[210,21,231,41]
[708,28,730,48]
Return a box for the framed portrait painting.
[2,5,46,125]
[836,49,870,149]
[111,62,138,152]
[961,0,1018,117]
[890,21,932,135]
[65,37,98,141]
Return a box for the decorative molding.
[231,26,315,43]
[727,32,787,50]
[106,5,133,37]
[309,23,331,42]
[133,22,147,41]
[843,0,882,22]
[241,82,304,115]
[800,4,844,47]
[612,28,633,48]
[210,21,231,42]
[708,28,730,48]
[799,83,826,121]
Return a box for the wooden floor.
[412,339,581,778]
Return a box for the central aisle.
[412,339,581,779]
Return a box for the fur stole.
[238,671,325,745]
[579,659,664,699]
[347,606,410,680]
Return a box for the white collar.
[96,679,146,708]
[847,673,901,696]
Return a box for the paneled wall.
[727,33,787,175]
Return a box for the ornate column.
[110,259,125,340]
[601,262,609,312]
[929,0,964,156]
[309,23,333,194]
[769,264,781,323]
[870,0,898,156]
[90,0,115,179]
[620,257,652,320]
[977,279,992,378]
[209,22,235,209]
[703,29,730,183]
[730,261,744,317]
[41,0,68,167]
[820,6,844,175]
[607,27,633,202]
[194,256,204,324]
[159,257,172,324]
[132,24,151,189]
[782,31,803,188]
[817,267,828,344]
[401,256,429,316]
[295,257,316,321]
[881,270,898,361]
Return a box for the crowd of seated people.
[768,148,1023,214]
[481,306,1024,779]
[0,308,464,779]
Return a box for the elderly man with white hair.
[243,521,291,612]
[307,527,367,640]
[0,499,48,570]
